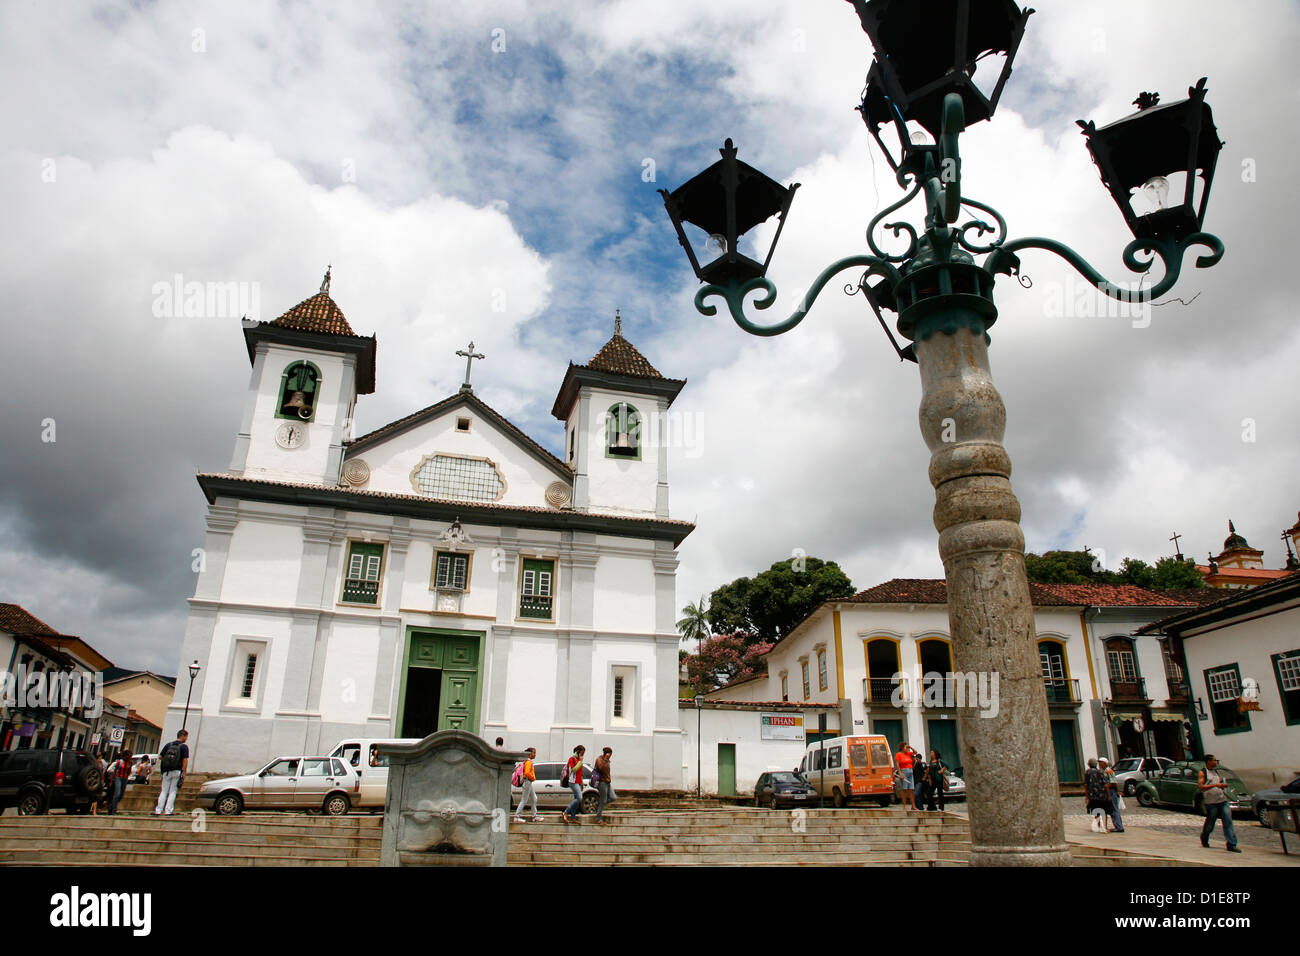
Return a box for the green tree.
[1151,556,1204,589]
[676,596,710,644]
[1027,549,1203,591]
[683,631,775,694]
[705,557,854,647]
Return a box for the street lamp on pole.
[694,694,704,798]
[181,660,200,733]
[659,0,1224,867]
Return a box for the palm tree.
[676,596,710,644]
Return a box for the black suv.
[0,749,103,815]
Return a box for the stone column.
[914,325,1070,866]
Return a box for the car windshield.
[1114,759,1142,772]
[770,773,803,786]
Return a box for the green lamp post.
[659,0,1225,866]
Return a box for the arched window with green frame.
[605,402,641,459]
[278,361,322,422]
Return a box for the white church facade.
[164,274,693,788]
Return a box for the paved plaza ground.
[945,796,1300,867]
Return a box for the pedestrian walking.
[561,745,585,824]
[514,747,542,823]
[90,751,107,816]
[154,730,189,816]
[1084,757,1109,832]
[594,747,614,824]
[1198,754,1241,853]
[894,742,917,810]
[1099,757,1125,832]
[107,753,131,815]
[924,750,948,812]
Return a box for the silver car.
[201,756,360,816]
[1112,756,1174,796]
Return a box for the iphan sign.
[760,713,805,741]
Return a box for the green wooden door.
[1049,720,1081,783]
[399,629,483,737]
[926,719,959,769]
[717,744,736,797]
[873,719,904,754]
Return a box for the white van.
[326,738,420,809]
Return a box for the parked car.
[326,737,420,809]
[510,761,599,814]
[753,771,819,809]
[200,756,360,816]
[1112,756,1175,796]
[940,769,966,801]
[0,748,103,815]
[1134,760,1254,816]
[130,753,159,783]
[1251,776,1300,828]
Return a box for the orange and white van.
[799,735,895,807]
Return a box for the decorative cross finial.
[456,341,485,393]
[614,309,623,337]
[1228,519,1237,534]
[1169,531,1183,561]
[1133,92,1160,111]
[320,265,332,294]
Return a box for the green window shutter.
[343,543,384,604]
[435,553,468,590]
[520,559,555,619]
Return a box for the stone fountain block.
[380,730,521,867]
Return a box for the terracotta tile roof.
[269,291,357,336]
[847,578,1206,608]
[197,473,695,537]
[584,334,664,380]
[1195,565,1291,580]
[1160,588,1233,607]
[0,603,60,636]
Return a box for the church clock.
[275,421,306,450]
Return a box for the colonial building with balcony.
[0,603,112,752]
[720,578,1221,786]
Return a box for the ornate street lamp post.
[660,0,1224,866]
[181,660,201,733]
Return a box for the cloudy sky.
[2,1,1297,673]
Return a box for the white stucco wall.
[1183,604,1300,781]
[592,554,656,634]
[219,519,303,607]
[680,706,817,795]
[582,386,660,516]
[349,405,565,511]
[243,346,353,483]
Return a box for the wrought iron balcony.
[1108,677,1149,702]
[1165,678,1192,703]
[1043,678,1081,704]
[863,676,907,706]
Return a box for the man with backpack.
[154,730,189,816]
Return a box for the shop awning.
[1149,712,1186,722]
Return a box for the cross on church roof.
[614,309,622,337]
[1169,531,1183,561]
[456,341,485,393]
[320,265,331,294]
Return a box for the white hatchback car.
[1112,756,1174,796]
[201,756,361,816]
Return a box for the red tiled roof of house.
[269,291,357,336]
[1195,565,1291,580]
[847,578,1207,608]
[584,333,664,380]
[0,603,60,636]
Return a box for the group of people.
[1084,756,1127,832]
[893,743,949,811]
[511,743,617,825]
[82,749,154,815]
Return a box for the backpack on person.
[511,762,525,787]
[159,741,184,773]
[560,763,570,787]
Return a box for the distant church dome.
[1222,520,1250,552]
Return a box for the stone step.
[0,847,381,867]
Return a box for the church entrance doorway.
[397,628,484,738]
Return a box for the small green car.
[1134,760,1254,817]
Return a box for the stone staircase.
[0,805,1197,867]
[110,773,229,815]
[0,813,382,866]
[507,807,972,866]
